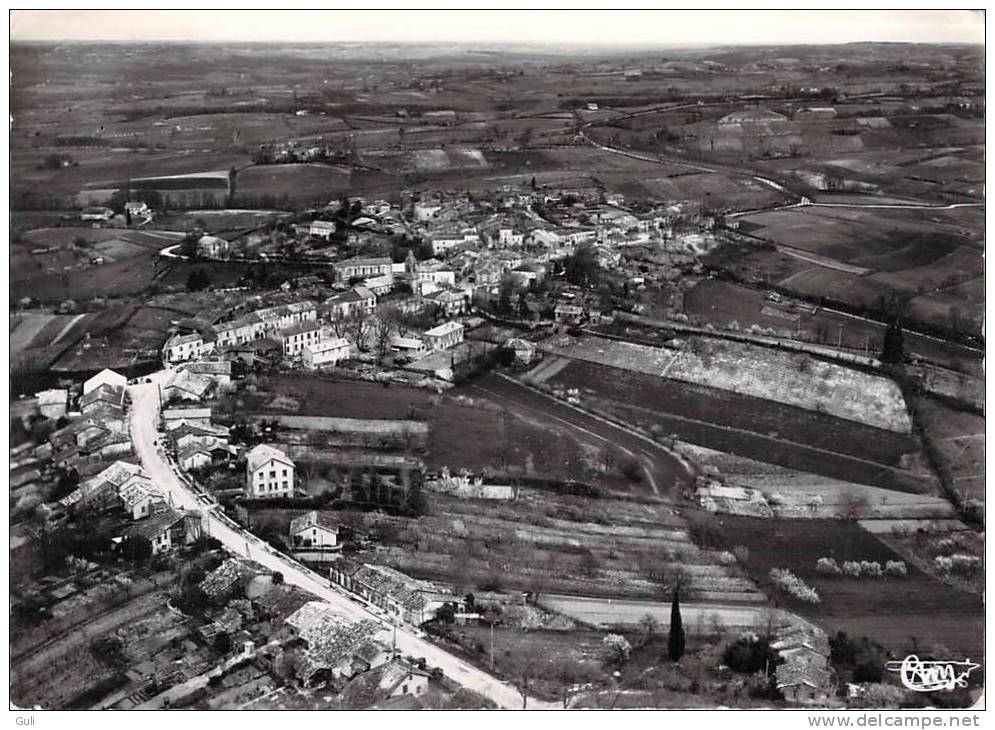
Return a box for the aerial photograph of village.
[7,9,986,713]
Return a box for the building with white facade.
[422,321,464,351]
[245,444,296,499]
[303,338,351,369]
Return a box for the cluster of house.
[162,406,235,472]
[280,600,431,695]
[329,559,462,627]
[164,281,469,374]
[56,459,202,555]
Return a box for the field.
[250,479,759,604]
[910,396,986,502]
[234,163,354,203]
[218,373,686,493]
[538,333,912,433]
[724,205,984,336]
[682,280,982,369]
[544,358,934,494]
[712,515,984,667]
[11,227,183,304]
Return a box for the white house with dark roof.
[163,333,212,363]
[280,320,323,357]
[289,510,340,549]
[421,321,464,351]
[245,444,296,498]
[303,338,351,369]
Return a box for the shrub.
[949,554,981,574]
[769,568,820,603]
[816,557,842,576]
[884,560,907,577]
[859,561,883,578]
[934,555,953,574]
[732,545,750,565]
[842,561,862,578]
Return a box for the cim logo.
[885,655,980,692]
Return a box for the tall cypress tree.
[880,318,905,364]
[668,586,685,661]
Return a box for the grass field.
[235,163,352,202]
[910,396,985,502]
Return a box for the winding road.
[128,371,545,709]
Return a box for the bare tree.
[373,304,400,364]
[346,307,371,351]
[549,657,598,708]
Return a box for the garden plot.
[540,335,911,433]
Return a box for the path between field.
[127,374,541,710]
[48,313,88,346]
[774,245,871,275]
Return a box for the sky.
[8,10,986,46]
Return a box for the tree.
[549,658,597,708]
[507,653,540,708]
[516,291,530,321]
[186,268,211,292]
[179,231,200,259]
[668,586,686,661]
[880,318,904,364]
[119,535,153,561]
[602,634,632,670]
[563,244,601,288]
[373,304,399,364]
[638,614,660,646]
[497,274,517,315]
[346,307,371,351]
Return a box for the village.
[9,19,985,713]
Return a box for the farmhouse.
[197,235,230,258]
[163,370,214,403]
[303,338,351,369]
[329,562,445,626]
[123,508,201,556]
[59,460,144,513]
[178,360,232,388]
[80,383,127,433]
[280,320,323,357]
[422,321,464,351]
[390,336,426,356]
[163,332,212,363]
[179,442,215,470]
[554,304,585,323]
[289,511,340,549]
[323,287,376,320]
[252,301,318,335]
[283,602,386,685]
[334,257,393,283]
[118,480,163,520]
[214,316,261,347]
[245,444,296,498]
[308,220,337,240]
[83,368,127,394]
